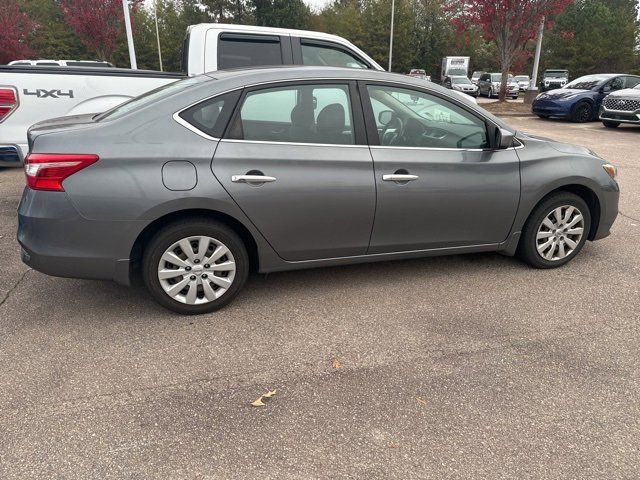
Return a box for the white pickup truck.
[0,23,381,166]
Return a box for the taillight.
[0,87,18,122]
[25,153,99,191]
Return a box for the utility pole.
[388,0,395,72]
[525,17,545,104]
[154,0,163,71]
[122,0,137,70]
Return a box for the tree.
[253,0,312,29]
[447,0,572,101]
[60,0,144,62]
[0,0,35,64]
[544,0,640,76]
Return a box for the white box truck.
[441,56,470,80]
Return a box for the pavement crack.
[618,211,640,223]
[0,268,32,308]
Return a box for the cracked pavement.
[1,116,639,479]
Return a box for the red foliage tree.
[60,0,144,62]
[0,0,35,64]
[447,0,572,101]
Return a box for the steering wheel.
[381,114,405,145]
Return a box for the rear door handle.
[231,175,277,183]
[382,174,419,182]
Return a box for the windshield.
[448,68,467,76]
[515,76,529,81]
[565,75,612,90]
[97,76,206,121]
[451,77,471,85]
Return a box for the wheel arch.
[530,184,601,241]
[130,209,261,273]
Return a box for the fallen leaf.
[251,396,265,407]
[416,396,427,406]
[263,389,277,398]
[389,443,400,449]
[332,359,342,369]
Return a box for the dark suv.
[540,69,569,92]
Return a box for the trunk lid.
[27,113,97,150]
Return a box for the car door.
[360,82,520,254]
[212,80,376,261]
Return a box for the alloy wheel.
[535,205,585,261]
[157,235,236,304]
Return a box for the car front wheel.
[571,101,593,123]
[518,192,591,269]
[143,219,249,314]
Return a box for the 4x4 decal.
[23,89,74,99]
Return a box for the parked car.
[477,73,519,99]
[470,71,485,85]
[408,68,431,82]
[599,82,640,128]
[0,23,382,167]
[18,67,619,314]
[532,74,640,122]
[514,75,530,91]
[540,69,569,92]
[444,75,479,97]
[8,59,114,67]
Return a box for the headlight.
[603,163,617,180]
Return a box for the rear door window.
[300,41,368,69]
[228,83,355,145]
[217,34,283,69]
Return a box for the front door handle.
[231,174,277,184]
[382,174,419,182]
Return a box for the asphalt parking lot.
[1,115,639,479]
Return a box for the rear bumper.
[17,188,142,286]
[0,144,26,167]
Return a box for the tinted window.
[230,84,354,145]
[301,42,368,69]
[218,34,282,70]
[65,61,113,68]
[179,91,240,138]
[97,76,208,121]
[366,85,488,149]
[625,76,640,88]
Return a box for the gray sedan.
[18,67,620,314]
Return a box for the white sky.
[303,0,332,11]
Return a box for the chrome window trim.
[172,76,514,147]
[220,138,368,149]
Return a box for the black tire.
[142,219,249,314]
[602,120,620,128]
[537,114,550,119]
[571,101,593,123]
[518,192,591,269]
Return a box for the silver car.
[478,73,520,99]
[18,67,620,314]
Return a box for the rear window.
[217,34,283,70]
[96,76,207,121]
[65,61,113,68]
[178,91,240,138]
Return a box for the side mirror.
[496,128,515,149]
[601,85,612,94]
[378,110,394,126]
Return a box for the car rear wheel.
[143,219,249,314]
[518,192,591,269]
[602,120,620,128]
[571,101,593,123]
[537,114,550,119]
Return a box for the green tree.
[253,0,312,29]
[544,0,640,76]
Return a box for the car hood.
[606,88,640,99]
[537,88,592,100]
[516,131,597,157]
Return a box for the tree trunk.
[499,68,509,102]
